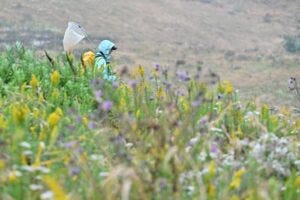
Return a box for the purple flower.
[154,64,159,71]
[76,115,82,123]
[112,81,119,89]
[88,121,96,129]
[210,143,218,154]
[63,141,78,148]
[101,100,113,111]
[128,80,137,89]
[94,90,102,102]
[69,166,81,176]
[176,71,190,81]
[192,101,201,107]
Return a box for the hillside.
[1,0,300,106]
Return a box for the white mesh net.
[63,22,87,52]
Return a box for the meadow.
[0,43,299,200]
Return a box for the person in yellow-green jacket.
[94,40,117,82]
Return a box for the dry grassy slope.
[1,0,300,106]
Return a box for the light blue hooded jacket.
[95,40,117,82]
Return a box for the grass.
[0,43,299,200]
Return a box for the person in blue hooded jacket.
[95,40,117,82]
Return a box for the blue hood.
[96,40,116,63]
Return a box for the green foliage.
[284,35,300,53]
[0,43,299,199]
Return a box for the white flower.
[99,172,109,178]
[30,184,43,191]
[40,191,53,200]
[210,127,223,132]
[197,151,207,161]
[20,142,31,148]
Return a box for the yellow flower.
[8,170,22,182]
[224,80,234,94]
[30,74,38,89]
[295,176,300,188]
[179,96,190,113]
[55,107,63,117]
[48,108,63,128]
[208,161,216,177]
[43,176,69,200]
[208,183,216,198]
[12,103,30,124]
[0,115,7,129]
[296,119,300,129]
[217,81,225,94]
[52,88,60,100]
[33,108,39,119]
[82,116,88,126]
[138,65,145,77]
[280,106,291,118]
[119,96,127,110]
[156,87,165,99]
[0,159,5,169]
[82,51,95,68]
[21,82,27,93]
[152,69,158,79]
[48,112,60,128]
[33,142,45,167]
[135,109,141,118]
[230,195,240,200]
[230,169,246,190]
[51,70,60,86]
[39,92,45,103]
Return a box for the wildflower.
[88,121,96,129]
[280,106,291,117]
[135,109,141,118]
[207,183,216,198]
[68,166,80,176]
[48,108,63,128]
[210,143,219,154]
[101,100,113,111]
[82,116,88,126]
[112,81,119,88]
[179,96,190,113]
[30,184,44,191]
[138,65,145,77]
[176,70,190,81]
[154,64,159,71]
[224,80,234,94]
[20,141,31,148]
[128,79,137,89]
[51,88,60,100]
[33,142,45,167]
[51,70,60,86]
[12,103,30,124]
[0,115,7,129]
[30,74,39,89]
[230,168,246,190]
[295,176,300,188]
[43,176,69,200]
[119,96,127,110]
[230,195,240,200]
[156,87,165,99]
[21,82,27,93]
[94,90,102,102]
[208,161,216,177]
[8,170,22,182]
[0,159,5,169]
[40,191,54,200]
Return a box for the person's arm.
[95,57,117,82]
